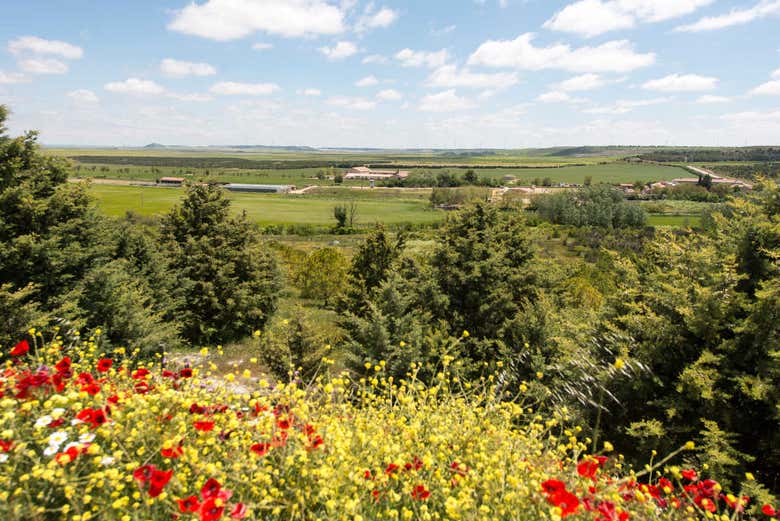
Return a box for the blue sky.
[0,0,779,148]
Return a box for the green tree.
[340,225,405,315]
[295,247,349,306]
[161,183,281,344]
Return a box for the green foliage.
[259,309,333,381]
[340,225,405,315]
[161,183,281,344]
[343,203,538,380]
[535,185,647,227]
[294,247,349,305]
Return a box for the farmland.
[50,147,688,188]
[88,184,444,228]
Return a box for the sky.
[0,0,779,148]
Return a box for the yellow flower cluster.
[0,335,756,520]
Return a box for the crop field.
[88,184,444,227]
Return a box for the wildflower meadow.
[0,331,775,521]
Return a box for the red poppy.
[307,435,324,450]
[161,444,184,459]
[547,490,580,517]
[149,468,173,497]
[201,478,222,500]
[385,463,400,475]
[762,504,777,516]
[577,459,600,480]
[180,367,193,378]
[696,497,717,513]
[250,443,270,457]
[10,340,29,356]
[200,498,224,521]
[230,502,248,519]
[194,420,215,432]
[681,469,698,482]
[405,456,423,471]
[0,440,13,452]
[411,484,431,500]
[177,495,201,513]
[542,479,566,495]
[55,357,72,374]
[133,465,154,483]
[55,446,79,465]
[97,359,113,372]
[276,419,291,430]
[132,368,150,380]
[82,383,102,395]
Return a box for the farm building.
[157,177,185,186]
[344,166,410,181]
[224,183,295,193]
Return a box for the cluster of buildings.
[343,166,410,181]
[156,177,295,193]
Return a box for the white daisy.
[43,446,58,457]
[79,433,95,444]
[34,415,53,428]
[48,431,68,447]
[100,456,115,466]
[0,454,8,463]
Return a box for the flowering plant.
[0,332,774,520]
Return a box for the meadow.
[88,185,444,227]
[0,334,767,521]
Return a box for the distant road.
[685,165,722,179]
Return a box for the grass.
[88,184,444,227]
[647,214,702,227]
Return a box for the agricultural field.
[88,184,444,228]
[53,149,687,188]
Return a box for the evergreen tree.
[161,183,281,344]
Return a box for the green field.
[89,185,444,227]
[647,214,702,227]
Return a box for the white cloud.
[362,54,388,64]
[536,91,587,103]
[18,58,69,75]
[537,91,571,103]
[168,0,346,40]
[210,81,280,96]
[67,89,99,103]
[675,0,780,32]
[356,7,399,31]
[377,89,402,101]
[642,73,718,92]
[419,90,475,112]
[160,58,216,77]
[395,48,450,68]
[584,96,672,114]
[432,25,457,35]
[105,78,166,96]
[426,65,519,89]
[696,95,731,103]
[299,88,322,96]
[772,68,780,79]
[468,34,655,73]
[556,73,606,91]
[327,96,376,110]
[168,92,213,102]
[8,36,83,59]
[545,0,714,37]
[319,41,358,60]
[544,0,634,38]
[721,109,780,123]
[252,42,274,51]
[0,71,29,84]
[356,75,379,87]
[750,80,780,96]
